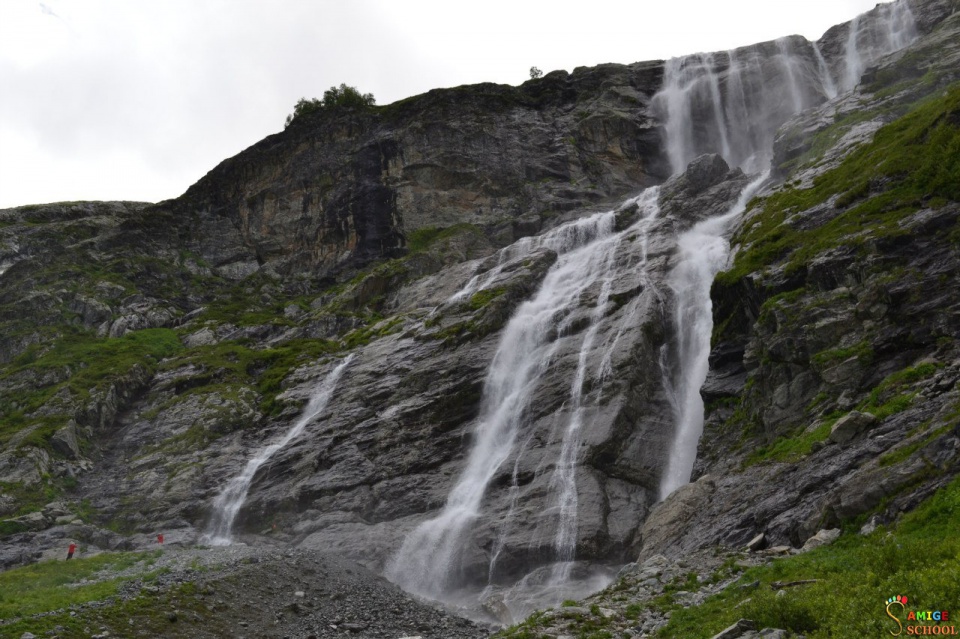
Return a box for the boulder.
[745,533,766,552]
[828,411,878,444]
[637,476,716,560]
[683,154,731,195]
[710,619,757,639]
[50,421,82,460]
[801,528,841,551]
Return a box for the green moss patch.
[742,418,837,467]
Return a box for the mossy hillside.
[718,82,960,288]
[0,481,60,534]
[0,328,183,448]
[858,362,941,418]
[655,475,960,638]
[0,215,481,460]
[157,337,339,418]
[742,418,838,467]
[777,10,960,178]
[0,551,160,621]
[404,222,485,254]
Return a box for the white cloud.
[0,0,883,208]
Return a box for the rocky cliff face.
[168,62,668,280]
[2,0,959,630]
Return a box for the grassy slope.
[658,475,960,638]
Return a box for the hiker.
[66,542,76,560]
[157,533,164,545]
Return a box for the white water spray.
[204,355,354,545]
[841,1,918,91]
[811,41,838,99]
[844,15,864,91]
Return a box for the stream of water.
[203,355,354,545]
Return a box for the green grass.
[0,551,158,620]
[657,475,960,638]
[0,577,214,638]
[342,315,404,349]
[743,420,835,467]
[468,286,507,310]
[718,83,960,287]
[810,340,874,369]
[858,362,940,420]
[879,422,954,468]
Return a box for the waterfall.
[659,173,768,499]
[654,0,919,176]
[387,209,621,598]
[598,189,662,381]
[550,188,662,583]
[653,45,820,175]
[844,16,863,91]
[776,38,806,114]
[840,0,918,91]
[203,355,354,545]
[653,0,921,501]
[811,41,838,99]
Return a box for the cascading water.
[653,0,920,500]
[548,188,662,585]
[204,355,354,545]
[388,210,619,597]
[449,213,620,304]
[844,15,865,91]
[389,191,665,612]
[654,0,919,176]
[841,1,917,91]
[811,42,838,99]
[659,173,768,499]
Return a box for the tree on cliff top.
[284,84,376,128]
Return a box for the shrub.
[284,84,376,127]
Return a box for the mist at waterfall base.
[381,0,921,624]
[203,355,354,546]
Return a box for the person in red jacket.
[66,542,76,560]
[157,533,164,545]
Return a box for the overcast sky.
[0,0,884,208]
